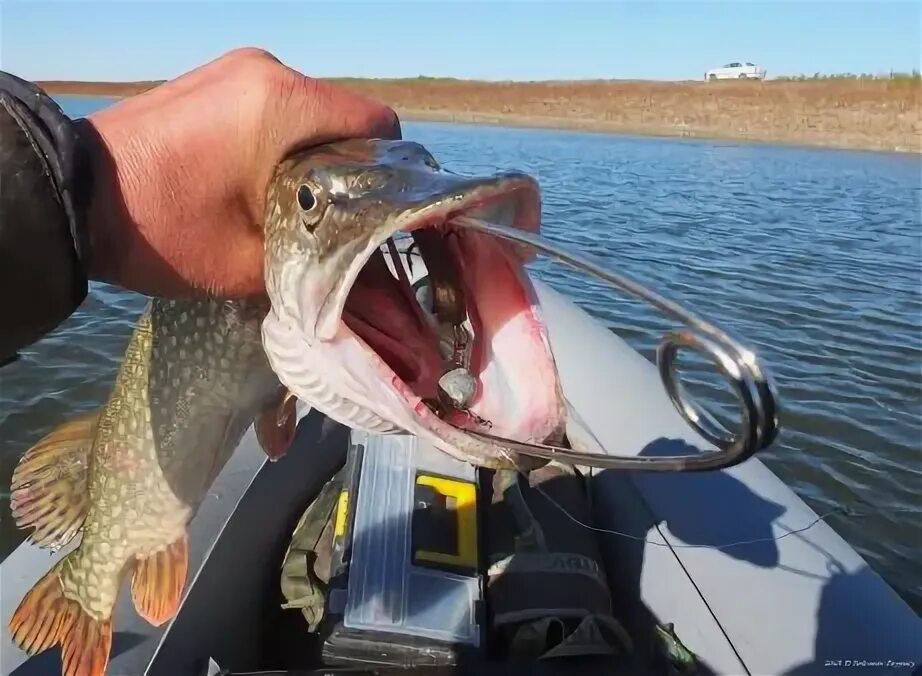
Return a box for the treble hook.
[450,216,780,472]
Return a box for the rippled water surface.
[2,97,920,612]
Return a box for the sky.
[1,0,920,82]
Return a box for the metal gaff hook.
[450,216,780,472]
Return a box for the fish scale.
[8,297,285,674]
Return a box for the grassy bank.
[774,70,921,83]
[38,77,921,153]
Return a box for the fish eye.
[297,184,316,211]
[296,183,324,230]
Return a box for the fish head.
[262,139,565,467]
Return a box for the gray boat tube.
[1,278,919,675]
[532,279,921,675]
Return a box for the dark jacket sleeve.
[0,72,93,367]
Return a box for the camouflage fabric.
[279,478,342,631]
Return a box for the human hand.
[82,48,401,298]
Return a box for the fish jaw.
[263,304,543,468]
[262,308,547,468]
[262,140,566,467]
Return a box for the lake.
[1,95,920,613]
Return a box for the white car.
[705,62,767,81]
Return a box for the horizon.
[31,71,922,85]
[2,1,920,82]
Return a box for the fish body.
[9,139,567,675]
[9,298,283,675]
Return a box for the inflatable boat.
[2,270,920,675]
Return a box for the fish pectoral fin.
[9,562,113,676]
[255,388,299,461]
[9,410,99,549]
[131,534,189,626]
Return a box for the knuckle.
[222,47,280,66]
[233,52,288,100]
[213,48,287,102]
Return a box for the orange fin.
[255,388,298,461]
[9,565,112,676]
[131,534,189,626]
[10,411,99,549]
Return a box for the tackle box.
[320,430,484,667]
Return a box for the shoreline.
[395,109,920,155]
[39,78,921,154]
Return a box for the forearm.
[0,72,94,365]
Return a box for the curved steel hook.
[452,216,780,472]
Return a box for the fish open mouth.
[335,178,565,447]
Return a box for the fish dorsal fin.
[9,410,99,549]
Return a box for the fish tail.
[130,533,189,626]
[9,563,112,676]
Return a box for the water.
[1,97,919,612]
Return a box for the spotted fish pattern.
[8,298,284,676]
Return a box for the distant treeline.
[774,70,921,83]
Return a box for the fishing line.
[497,448,917,551]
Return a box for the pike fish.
[8,139,566,675]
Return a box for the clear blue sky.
[2,1,919,81]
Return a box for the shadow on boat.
[591,437,784,674]
[634,437,787,566]
[784,564,922,676]
[593,438,921,675]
